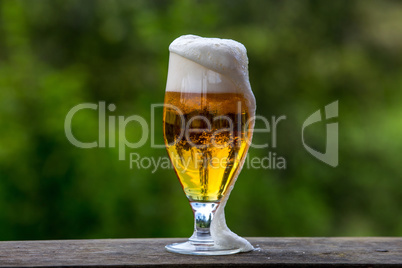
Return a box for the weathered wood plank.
[0,237,401,267]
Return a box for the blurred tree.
[0,0,401,240]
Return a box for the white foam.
[166,53,236,93]
[166,35,253,99]
[210,157,254,253]
[166,35,255,253]
[212,203,255,252]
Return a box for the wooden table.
[0,237,401,267]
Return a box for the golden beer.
[164,35,255,255]
[163,91,254,201]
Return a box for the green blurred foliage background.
[0,0,401,240]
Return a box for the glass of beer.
[163,35,255,255]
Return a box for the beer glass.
[163,36,255,255]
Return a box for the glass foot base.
[165,241,242,255]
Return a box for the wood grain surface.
[0,237,401,267]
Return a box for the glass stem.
[189,202,219,245]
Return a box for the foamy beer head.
[165,34,255,111]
